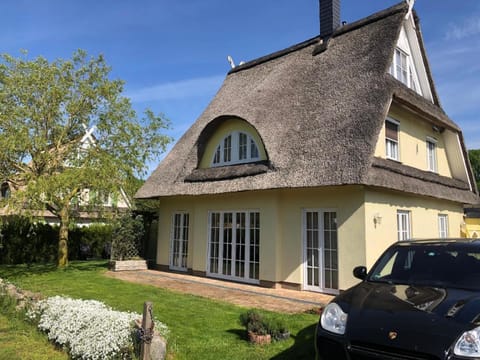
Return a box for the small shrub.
[239,309,268,335]
[239,309,289,341]
[264,317,289,341]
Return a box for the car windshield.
[368,243,480,291]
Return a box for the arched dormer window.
[211,131,260,167]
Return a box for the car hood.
[335,282,480,354]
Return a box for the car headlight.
[320,302,348,335]
[454,327,480,357]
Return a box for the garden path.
[105,270,333,314]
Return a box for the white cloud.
[445,16,480,40]
[126,75,225,103]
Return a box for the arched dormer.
[198,117,267,169]
[185,116,271,182]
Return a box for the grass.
[0,295,68,360]
[0,261,320,360]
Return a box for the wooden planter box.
[109,260,148,272]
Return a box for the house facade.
[136,0,478,293]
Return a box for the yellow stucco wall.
[465,218,480,238]
[198,118,267,168]
[154,186,366,290]
[364,189,464,269]
[374,104,452,177]
[153,186,464,292]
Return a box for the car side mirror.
[353,266,367,280]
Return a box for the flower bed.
[27,296,169,360]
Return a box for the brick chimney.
[320,0,341,38]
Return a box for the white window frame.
[211,131,260,167]
[170,212,190,271]
[206,210,260,284]
[397,210,411,241]
[389,47,421,94]
[426,137,437,173]
[438,214,449,238]
[385,118,400,161]
[302,209,339,294]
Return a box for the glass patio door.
[208,211,260,283]
[304,210,338,293]
[170,212,189,271]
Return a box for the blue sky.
[2,0,479,175]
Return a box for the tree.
[468,149,480,191]
[0,50,172,267]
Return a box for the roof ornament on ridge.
[405,0,415,20]
[226,55,245,69]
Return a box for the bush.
[0,216,57,264]
[111,214,144,260]
[27,296,169,360]
[239,309,289,341]
[69,224,113,260]
[239,309,268,335]
[0,216,113,264]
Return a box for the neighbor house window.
[212,132,260,166]
[397,210,411,241]
[438,214,448,238]
[385,119,399,161]
[389,48,420,94]
[427,138,437,172]
[0,182,10,199]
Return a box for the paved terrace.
[106,270,334,314]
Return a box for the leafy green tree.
[0,50,172,267]
[468,149,480,191]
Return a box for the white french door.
[208,211,260,283]
[303,210,338,293]
[170,212,189,271]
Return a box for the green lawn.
[0,261,320,360]
[0,296,68,360]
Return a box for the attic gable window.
[385,119,399,161]
[389,48,421,94]
[211,131,260,167]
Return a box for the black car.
[315,239,480,360]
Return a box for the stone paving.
[106,270,333,314]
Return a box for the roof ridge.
[228,1,409,74]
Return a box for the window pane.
[239,133,247,160]
[250,139,259,159]
[397,211,411,241]
[439,214,448,238]
[213,145,221,164]
[223,135,232,162]
[385,121,398,141]
[427,140,437,172]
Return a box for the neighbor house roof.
[136,2,478,204]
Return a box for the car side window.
[377,252,398,278]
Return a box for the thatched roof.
[136,2,478,205]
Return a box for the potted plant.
[265,317,290,341]
[239,309,271,345]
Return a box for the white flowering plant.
[27,296,169,360]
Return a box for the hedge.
[0,216,113,264]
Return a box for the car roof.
[394,238,480,248]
